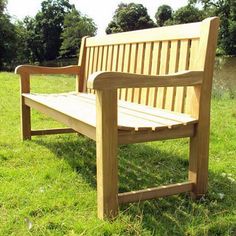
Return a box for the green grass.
[0,72,235,235]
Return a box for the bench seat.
[23,92,197,132]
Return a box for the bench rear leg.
[21,97,31,140]
[188,130,210,199]
[96,90,119,219]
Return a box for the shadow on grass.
[34,136,189,191]
[35,135,236,235]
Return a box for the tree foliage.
[60,8,96,57]
[189,0,236,55]
[155,5,173,26]
[0,0,17,69]
[34,0,73,61]
[14,17,43,63]
[0,0,7,13]
[106,3,155,34]
[171,5,204,24]
[1,0,236,70]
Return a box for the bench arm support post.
[96,89,119,219]
[15,65,80,140]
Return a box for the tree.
[34,0,73,61]
[155,5,173,26]
[172,5,204,24]
[106,3,155,34]
[188,0,236,55]
[60,8,97,57]
[0,0,7,13]
[14,17,44,63]
[0,0,17,69]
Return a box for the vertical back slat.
[174,39,190,112]
[117,44,125,99]
[112,45,119,72]
[97,46,104,71]
[120,44,131,100]
[93,46,99,72]
[155,41,170,108]
[89,47,97,93]
[88,47,94,75]
[127,43,137,102]
[148,42,161,106]
[164,40,180,110]
[133,43,145,103]
[84,47,91,92]
[140,42,152,105]
[107,45,114,71]
[102,46,108,71]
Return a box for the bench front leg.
[96,89,119,219]
[189,123,210,198]
[20,73,31,140]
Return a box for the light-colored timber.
[118,181,194,204]
[22,93,197,132]
[15,17,219,219]
[31,128,75,136]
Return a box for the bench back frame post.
[77,36,89,92]
[188,17,220,197]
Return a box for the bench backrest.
[77,17,219,118]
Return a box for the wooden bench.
[15,17,219,220]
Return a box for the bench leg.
[188,130,210,199]
[96,90,118,219]
[21,96,31,140]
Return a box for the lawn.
[0,72,235,235]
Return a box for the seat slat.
[64,94,165,131]
[79,93,197,124]
[66,94,171,130]
[23,93,197,132]
[77,93,198,126]
[77,94,191,129]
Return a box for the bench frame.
[16,17,219,219]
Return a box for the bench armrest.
[16,65,81,94]
[15,65,80,75]
[87,70,203,90]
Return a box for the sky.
[7,0,189,35]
